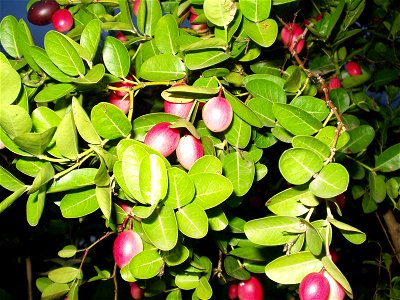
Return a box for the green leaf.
[164,167,195,209]
[0,104,32,139]
[102,36,130,78]
[229,247,270,262]
[329,88,350,114]
[142,205,178,251]
[343,125,375,154]
[273,103,322,135]
[0,186,26,214]
[91,102,131,140]
[207,207,228,231]
[139,154,168,205]
[190,173,233,210]
[140,54,186,81]
[279,148,324,185]
[225,114,252,149]
[328,217,366,245]
[41,283,69,300]
[60,188,99,218]
[244,215,304,246]
[74,64,105,84]
[189,155,223,175]
[292,136,331,160]
[29,162,54,194]
[265,251,323,284]
[310,163,349,198]
[222,152,255,196]
[154,14,179,55]
[16,20,42,73]
[34,83,76,103]
[266,186,314,217]
[0,164,25,192]
[55,111,79,160]
[315,126,350,150]
[48,267,81,284]
[303,219,323,256]
[239,0,271,22]
[14,127,56,156]
[247,97,275,127]
[175,273,199,290]
[136,0,162,36]
[245,79,286,103]
[375,143,400,172]
[130,249,163,279]
[96,185,111,220]
[224,91,263,128]
[290,96,330,121]
[369,172,386,203]
[58,245,77,258]
[164,244,190,267]
[80,19,101,61]
[0,16,22,58]
[26,185,46,226]
[72,97,101,145]
[44,31,85,76]
[185,50,230,71]
[176,203,208,239]
[195,276,213,300]
[321,256,353,298]
[243,18,278,47]
[203,0,237,27]
[0,59,21,105]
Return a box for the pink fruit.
[109,93,130,114]
[133,0,140,16]
[116,200,133,215]
[164,100,194,119]
[329,77,341,90]
[202,95,233,132]
[346,61,362,76]
[299,272,330,300]
[323,271,346,300]
[176,134,204,170]
[115,31,128,42]
[129,282,144,299]
[228,283,238,299]
[237,276,263,300]
[27,0,60,26]
[189,11,208,33]
[110,75,134,97]
[51,9,73,32]
[281,23,305,53]
[329,249,339,264]
[144,122,180,157]
[113,230,143,268]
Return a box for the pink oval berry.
[281,23,305,53]
[144,122,180,157]
[113,230,143,269]
[346,61,362,76]
[51,9,73,32]
[176,134,204,170]
[299,272,330,300]
[329,77,341,90]
[202,95,233,132]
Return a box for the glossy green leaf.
[34,83,76,103]
[41,283,69,299]
[55,111,79,160]
[279,148,324,185]
[223,152,255,197]
[175,274,199,290]
[225,114,252,149]
[74,64,105,84]
[369,172,386,203]
[229,247,270,262]
[195,276,213,300]
[181,38,228,52]
[16,158,44,177]
[0,164,25,192]
[58,245,77,258]
[203,0,237,27]
[266,186,314,216]
[142,205,178,251]
[139,154,168,205]
[329,88,350,114]
[292,136,331,160]
[302,219,323,256]
[14,127,56,156]
[273,103,322,135]
[239,0,271,22]
[244,215,304,246]
[29,162,54,194]
[72,97,101,145]
[245,79,286,103]
[0,59,21,105]
[224,255,251,280]
[136,0,162,36]
[176,203,208,239]
[224,91,263,128]
[0,186,26,214]
[44,31,85,76]
[290,96,330,121]
[80,19,101,61]
[322,257,353,298]
[375,143,400,172]
[343,125,375,154]
[310,163,349,198]
[26,185,46,227]
[190,173,233,210]
[0,16,22,58]
[155,14,179,55]
[247,97,275,127]
[0,104,31,139]
[48,267,81,284]
[91,102,131,140]
[102,36,130,78]
[139,54,186,81]
[31,107,61,139]
[164,244,190,267]
[315,126,350,150]
[243,18,278,47]
[164,167,195,209]
[188,155,223,175]
[130,249,163,279]
[265,251,323,284]
[96,185,111,220]
[60,188,99,218]
[185,50,230,70]
[328,217,366,245]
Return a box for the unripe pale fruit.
[27,0,60,26]
[237,276,263,300]
[129,282,144,299]
[329,77,341,90]
[299,272,330,300]
[113,230,143,268]
[109,93,130,115]
[281,23,305,53]
[144,122,180,157]
[228,283,238,299]
[346,61,362,76]
[164,100,194,119]
[176,134,204,170]
[323,271,346,300]
[202,95,233,132]
[51,9,74,32]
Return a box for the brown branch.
[381,209,400,263]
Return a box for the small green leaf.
[0,164,25,192]
[60,188,99,218]
[175,273,199,290]
[154,14,179,54]
[129,249,163,279]
[203,0,237,27]
[164,167,195,209]
[243,18,278,47]
[0,59,21,105]
[14,127,57,156]
[0,104,32,139]
[176,203,208,239]
[185,50,230,71]
[80,19,101,61]
[369,172,386,203]
[310,163,349,198]
[48,267,81,284]
[58,245,77,258]
[102,36,130,78]
[343,125,375,154]
[72,97,101,145]
[239,0,271,22]
[140,54,186,81]
[375,143,400,172]
[195,276,213,300]
[164,244,190,267]
[55,111,79,160]
[189,155,223,175]
[0,16,22,58]
[328,217,366,245]
[26,186,46,226]
[29,162,54,194]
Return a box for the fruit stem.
[78,231,114,271]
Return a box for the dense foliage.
[0,0,399,299]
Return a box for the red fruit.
[228,283,238,299]
[133,0,140,16]
[346,61,362,76]
[176,134,204,170]
[129,282,144,300]
[144,122,180,157]
[237,276,263,300]
[51,9,74,32]
[335,193,345,210]
[323,271,346,300]
[189,12,208,33]
[109,93,130,114]
[164,100,194,119]
[299,272,330,300]
[329,77,341,90]
[281,23,305,53]
[110,76,134,97]
[115,31,128,42]
[113,230,143,269]
[202,95,233,132]
[116,200,132,215]
[27,0,60,26]
[329,249,339,264]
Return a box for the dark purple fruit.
[27,0,60,26]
